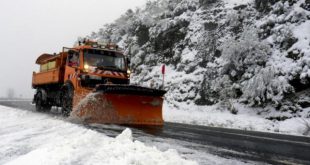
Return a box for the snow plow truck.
[32,40,166,125]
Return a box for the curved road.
[1,100,309,164]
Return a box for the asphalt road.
[1,100,310,164]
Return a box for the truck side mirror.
[126,58,131,66]
[67,50,80,68]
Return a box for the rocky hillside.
[86,0,310,120]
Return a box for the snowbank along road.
[0,100,310,165]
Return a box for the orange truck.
[32,40,166,125]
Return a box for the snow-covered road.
[0,105,256,165]
[0,105,197,165]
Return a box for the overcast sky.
[0,0,146,98]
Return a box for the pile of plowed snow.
[0,105,196,165]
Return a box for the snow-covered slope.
[0,105,196,165]
[84,0,310,133]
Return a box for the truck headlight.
[83,64,89,73]
[127,69,131,77]
[84,64,89,69]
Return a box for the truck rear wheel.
[61,85,73,116]
[35,92,51,112]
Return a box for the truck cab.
[67,46,130,88]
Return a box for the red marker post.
[162,65,165,89]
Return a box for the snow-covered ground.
[0,105,197,165]
[164,101,310,136]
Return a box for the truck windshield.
[84,49,125,71]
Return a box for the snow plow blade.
[73,85,166,126]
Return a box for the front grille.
[81,77,129,88]
[95,84,167,96]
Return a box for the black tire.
[35,92,51,112]
[61,85,73,117]
[43,104,52,111]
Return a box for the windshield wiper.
[97,66,124,72]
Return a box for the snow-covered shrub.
[254,0,281,12]
[258,18,276,39]
[199,0,218,8]
[226,10,243,34]
[195,75,220,105]
[272,24,297,50]
[242,66,294,106]
[135,24,150,46]
[271,1,292,16]
[220,28,271,79]
[300,0,310,11]
[285,6,309,24]
[151,20,189,58]
[214,75,236,99]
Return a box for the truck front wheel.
[61,85,73,116]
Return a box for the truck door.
[63,48,81,88]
